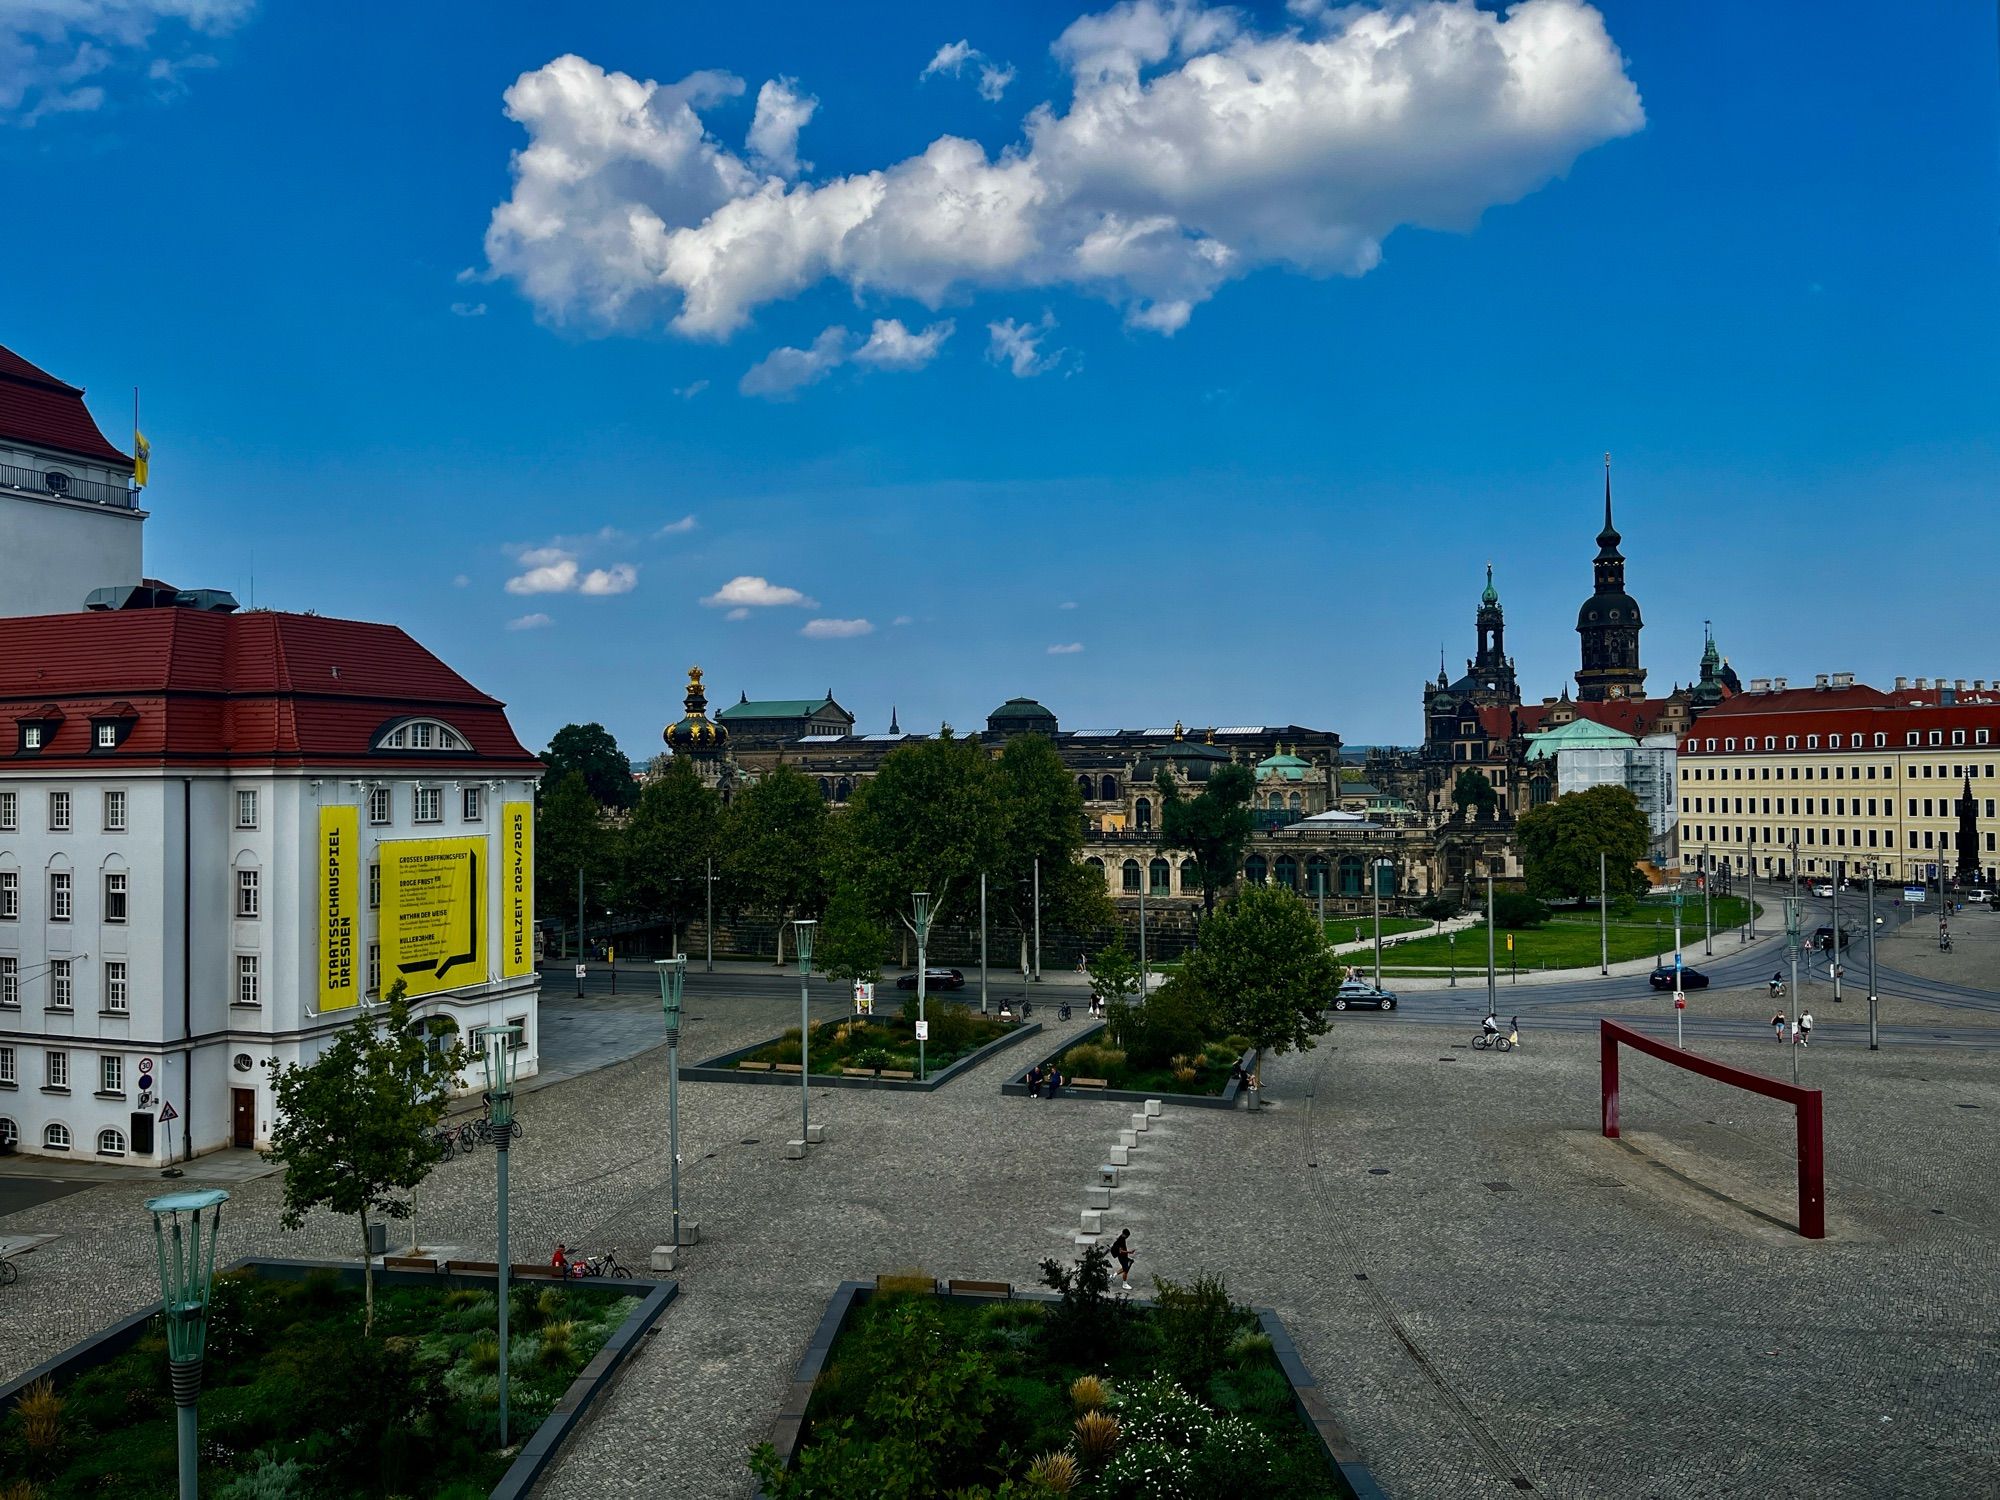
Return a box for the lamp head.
[793,918,817,970]
[480,1031,520,1126]
[655,955,688,1030]
[145,1188,230,1365]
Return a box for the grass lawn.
[3,1268,638,1500]
[738,1005,1017,1076]
[1049,1030,1252,1095]
[754,1278,1343,1498]
[1377,897,1762,973]
[1325,915,1432,943]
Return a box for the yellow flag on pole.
[133,430,151,488]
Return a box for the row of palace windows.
[0,786,484,831]
[1690,729,1992,754]
[1683,796,1997,819]
[1686,825,1995,852]
[1087,855,1395,896]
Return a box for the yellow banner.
[318,805,359,1012]
[382,837,489,997]
[501,801,534,979]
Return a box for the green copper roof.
[718,696,836,721]
[1525,718,1639,759]
[1480,561,1498,607]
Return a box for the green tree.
[262,981,461,1331]
[616,759,721,949]
[1084,938,1141,1009]
[1452,768,1498,822]
[815,881,889,990]
[543,722,638,809]
[535,770,613,954]
[722,764,830,964]
[1156,763,1256,919]
[1179,883,1337,1083]
[1515,783,1650,904]
[842,733,1008,938]
[991,734,1113,972]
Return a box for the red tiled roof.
[1682,697,2000,754]
[0,608,538,769]
[1478,697,1675,741]
[0,342,132,466]
[1697,685,1897,717]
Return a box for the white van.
[1967,890,1992,906]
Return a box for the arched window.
[43,1122,70,1151]
[1245,854,1268,885]
[1288,792,1302,812]
[1305,855,1330,895]
[1149,858,1170,895]
[1180,861,1202,893]
[1121,859,1141,893]
[1338,855,1365,896]
[1101,775,1118,802]
[373,717,471,752]
[1374,860,1397,897]
[1078,775,1094,799]
[835,778,852,802]
[97,1127,127,1156]
[1134,797,1152,833]
[0,1118,16,1150]
[1274,855,1299,889]
[1086,857,1105,879]
[818,777,832,800]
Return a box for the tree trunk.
[775,915,788,966]
[359,1205,375,1333]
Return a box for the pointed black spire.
[889,704,900,734]
[1596,452,1621,555]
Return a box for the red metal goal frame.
[1599,1020,1825,1239]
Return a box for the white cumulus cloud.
[507,612,554,631]
[579,563,638,595]
[1048,642,1084,654]
[747,76,816,177]
[740,326,850,398]
[481,1,1641,339]
[801,618,874,639]
[2,0,254,121]
[703,575,818,609]
[853,318,954,370]
[505,548,579,595]
[977,62,1015,101]
[505,538,639,596]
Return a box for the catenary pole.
[1032,857,1041,982]
[1866,864,1879,1050]
[1599,850,1609,974]
[1832,860,1843,1003]
[979,872,988,1014]
[1485,872,1497,1019]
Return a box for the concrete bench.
[946,1278,1012,1298]
[737,1060,773,1072]
[383,1254,439,1273]
[881,1069,916,1081]
[1072,1077,1109,1089]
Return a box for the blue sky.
[2,1,1995,758]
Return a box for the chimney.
[1915,678,1928,691]
[1956,679,1967,693]
[1895,676,1908,690]
[1814,673,1830,689]
[1832,672,1854,689]
[1748,677,1770,693]
[1976,680,1987,692]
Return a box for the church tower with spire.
[1575,456,1647,702]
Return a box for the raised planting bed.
[0,1257,675,1500]
[685,1008,1042,1093]
[753,1274,1385,1500]
[1001,1022,1256,1108]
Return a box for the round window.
[43,470,72,495]
[233,1053,254,1073]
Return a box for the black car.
[1812,926,1851,951]
[895,967,966,991]
[1648,966,1710,990]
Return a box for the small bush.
[1225,1330,1274,1364]
[468,1336,500,1374]
[538,1321,576,1368]
[1073,1409,1120,1466]
[1038,1246,1120,1362]
[763,1038,803,1066]
[1068,1374,1107,1410]
[214,1452,305,1500]
[1173,1067,1197,1086]
[0,1481,41,1500]
[442,1287,487,1309]
[1025,1450,1080,1493]
[15,1377,64,1457]
[1151,1271,1241,1390]
[1222,1035,1255,1054]
[1492,890,1548,929]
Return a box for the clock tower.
[1575,456,1646,702]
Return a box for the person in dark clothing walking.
[1110,1228,1135,1292]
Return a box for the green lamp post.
[792,919,817,1148]
[481,1032,522,1447]
[655,956,689,1246]
[146,1187,229,1500]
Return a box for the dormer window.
[372,717,470,753]
[89,707,136,752]
[15,706,61,755]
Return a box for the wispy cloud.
[453,574,471,588]
[450,301,487,317]
[802,618,874,639]
[1058,600,1077,610]
[891,615,913,626]
[724,607,750,621]
[3,0,255,123]
[1047,642,1084,655]
[988,314,1063,378]
[702,575,818,609]
[740,318,951,398]
[920,38,1013,100]
[673,379,709,399]
[507,612,553,631]
[655,514,698,537]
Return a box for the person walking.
[1800,1010,1814,1047]
[1790,1018,1802,1048]
[1771,1010,1786,1042]
[1508,1016,1521,1050]
[1110,1228,1136,1293]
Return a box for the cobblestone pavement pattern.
[5,974,1998,1498]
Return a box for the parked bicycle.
[0,1256,17,1286]
[432,1127,460,1163]
[569,1249,633,1279]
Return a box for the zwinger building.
[1677,673,1997,888]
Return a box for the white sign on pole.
[914,1020,930,1041]
[1905,887,1926,904]
[575,963,587,979]
[853,981,875,1015]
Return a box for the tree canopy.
[1177,882,1336,1067]
[617,758,721,946]
[534,770,613,947]
[1156,762,1255,918]
[990,735,1113,968]
[839,732,1009,929]
[543,722,639,809]
[1515,783,1650,904]
[1084,938,1141,1009]
[722,763,830,963]
[263,982,461,1331]
[816,881,889,990]
[1452,768,1498,822]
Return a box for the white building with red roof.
[0,342,145,618]
[0,604,543,1164]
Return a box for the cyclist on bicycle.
[1482,1012,1501,1040]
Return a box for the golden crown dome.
[664,665,729,754]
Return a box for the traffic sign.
[915,1020,930,1041]
[159,1101,179,1122]
[1674,998,1686,1010]
[138,1072,154,1092]
[139,1056,154,1073]
[574,964,587,979]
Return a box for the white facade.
[0,437,145,618]
[0,764,539,1164]
[1551,733,1680,863]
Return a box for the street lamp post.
[1866,864,1880,1049]
[1032,857,1041,982]
[1672,880,1685,1049]
[654,956,688,1247]
[705,858,716,973]
[1485,872,1497,1020]
[792,919,817,1146]
[1747,832,1758,941]
[1702,847,1713,957]
[979,872,989,1014]
[1831,860,1844,1003]
[1448,931,1456,988]
[1139,870,1149,997]
[1372,857,1392,988]
[1599,849,1609,975]
[480,1033,521,1446]
[1785,895,1803,1086]
[147,1187,229,1500]
[905,894,939,1081]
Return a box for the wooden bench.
[512,1262,560,1280]
[383,1254,438,1273]
[946,1278,1012,1298]
[447,1259,498,1275]
[1071,1077,1109,1089]
[773,1062,804,1074]
[737,1060,772,1072]
[842,1067,878,1078]
[880,1069,916,1081]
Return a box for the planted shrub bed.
[736,1006,1020,1077]
[1,1267,643,1500]
[753,1255,1353,1499]
[1049,1029,1252,1097]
